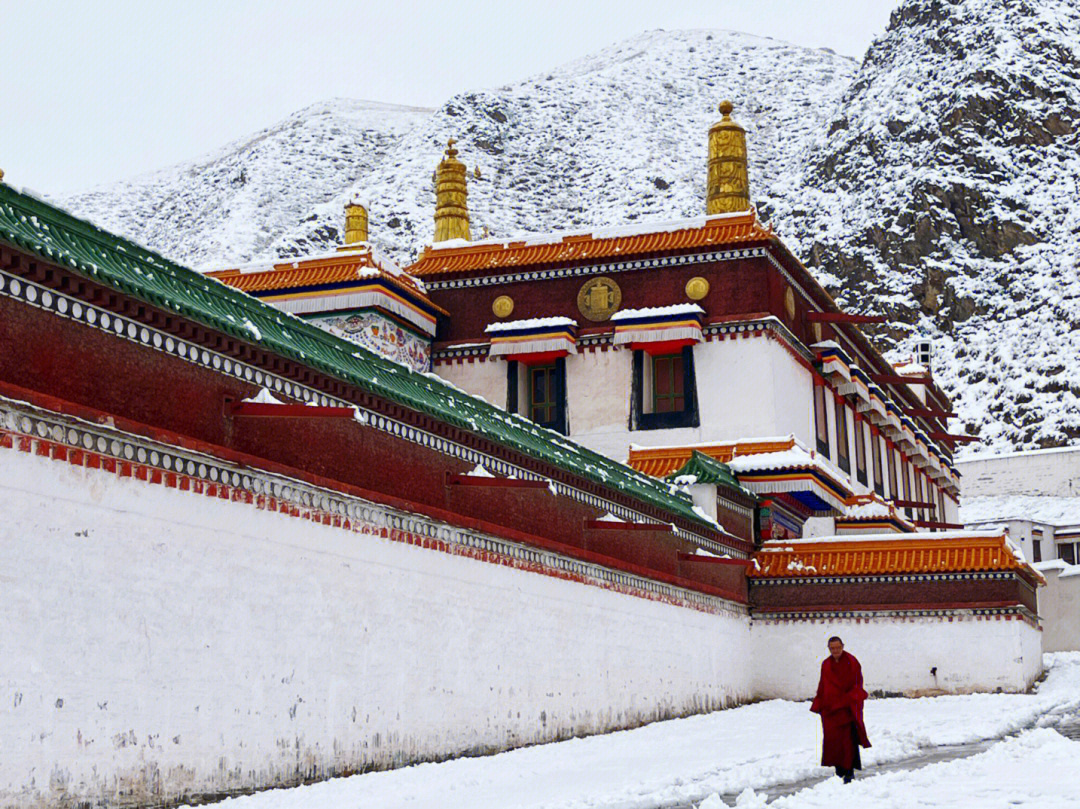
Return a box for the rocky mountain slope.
[61,29,857,265]
[768,0,1080,455]
[62,99,434,267]
[58,4,1080,454]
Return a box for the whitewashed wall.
[566,348,633,457]
[957,447,1080,497]
[1035,561,1080,652]
[0,447,752,809]
[751,615,1043,700]
[433,358,508,410]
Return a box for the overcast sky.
[2,0,898,196]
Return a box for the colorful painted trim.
[487,321,578,358]
[255,279,439,336]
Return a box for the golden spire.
[706,100,750,214]
[342,197,369,245]
[0,168,5,183]
[433,139,470,242]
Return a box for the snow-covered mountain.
[58,5,1080,454]
[61,30,856,266]
[767,0,1080,455]
[62,99,434,267]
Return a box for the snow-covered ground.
[186,653,1080,809]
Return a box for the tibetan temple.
[0,105,1047,809]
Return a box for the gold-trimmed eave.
[255,279,441,336]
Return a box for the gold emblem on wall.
[577,276,622,322]
[812,322,823,343]
[492,295,514,318]
[685,276,710,301]
[784,286,796,322]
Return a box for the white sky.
[1,0,898,196]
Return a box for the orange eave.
[407,209,774,277]
[208,254,447,315]
[749,535,1042,582]
[627,438,797,478]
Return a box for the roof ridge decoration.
[408,209,774,277]
[665,450,750,496]
[0,182,722,537]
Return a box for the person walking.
[810,636,871,783]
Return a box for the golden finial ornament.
[707,100,750,214]
[434,138,471,242]
[0,168,5,183]
[342,198,369,245]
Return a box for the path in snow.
[671,709,1080,807]
[183,654,1080,809]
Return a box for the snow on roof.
[760,528,1008,547]
[610,303,705,321]
[843,498,895,520]
[960,495,1080,527]
[484,316,577,333]
[724,437,851,485]
[427,210,755,253]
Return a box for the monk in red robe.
[810,636,871,783]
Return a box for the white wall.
[0,446,753,809]
[957,447,1080,497]
[695,337,814,446]
[434,358,507,409]
[1035,561,1080,652]
[751,615,1043,700]
[572,337,818,460]
[566,348,633,455]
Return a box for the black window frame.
[887,443,898,498]
[631,346,700,431]
[507,357,568,435]
[853,415,867,486]
[871,429,884,496]
[835,399,851,474]
[1061,542,1076,565]
[813,381,830,457]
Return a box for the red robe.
[810,651,871,769]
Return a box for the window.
[914,472,925,519]
[836,400,850,473]
[1033,531,1043,563]
[632,347,699,430]
[937,487,946,522]
[652,353,685,413]
[814,382,830,456]
[887,443,898,498]
[901,456,912,518]
[1060,543,1077,565]
[871,430,884,496]
[507,358,568,434]
[529,364,558,424]
[854,417,867,486]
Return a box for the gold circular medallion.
[685,276,710,301]
[577,276,622,322]
[784,286,796,322]
[492,295,514,318]
[812,321,823,343]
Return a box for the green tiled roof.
[667,451,754,499]
[0,182,717,533]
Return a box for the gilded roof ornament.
[434,139,470,242]
[707,100,751,214]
